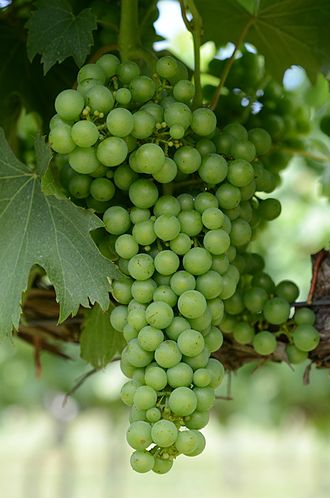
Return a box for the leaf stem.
[179,0,203,108]
[210,18,255,111]
[118,0,140,61]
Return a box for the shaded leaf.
[195,0,330,81]
[80,303,126,368]
[0,130,120,338]
[26,0,97,74]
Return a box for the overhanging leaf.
[0,130,120,338]
[80,303,126,368]
[195,0,330,81]
[26,0,97,74]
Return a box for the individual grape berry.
[294,307,315,325]
[253,331,277,355]
[293,324,320,352]
[55,89,85,121]
[191,108,217,136]
[263,297,291,325]
[275,280,299,303]
[286,344,308,364]
[151,419,178,447]
[126,421,152,450]
[130,450,155,473]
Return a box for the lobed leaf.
[0,130,120,338]
[26,0,97,74]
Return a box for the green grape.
[132,110,155,139]
[146,407,161,423]
[173,80,195,102]
[169,233,192,255]
[177,329,205,357]
[151,419,178,447]
[68,173,92,198]
[183,348,210,370]
[117,61,140,83]
[230,218,252,246]
[178,210,203,237]
[132,219,156,246]
[129,179,159,208]
[135,143,165,174]
[194,192,218,213]
[204,326,223,352]
[120,380,141,406]
[133,386,157,410]
[248,128,272,155]
[49,124,76,154]
[294,307,315,325]
[206,358,225,388]
[168,387,197,416]
[195,271,223,300]
[251,272,275,293]
[144,365,167,390]
[183,247,212,275]
[123,323,139,342]
[77,78,102,97]
[178,290,207,319]
[201,208,224,230]
[174,146,202,174]
[103,206,130,235]
[153,157,178,183]
[191,108,217,136]
[138,325,164,351]
[164,102,192,129]
[233,322,255,344]
[253,331,277,355]
[131,279,157,304]
[154,250,180,275]
[113,164,137,191]
[152,457,173,474]
[224,123,248,141]
[153,284,177,307]
[97,137,128,167]
[198,153,228,184]
[156,56,178,79]
[185,410,209,430]
[130,450,154,473]
[68,147,101,174]
[141,102,164,123]
[129,405,146,422]
[293,324,320,352]
[110,305,128,332]
[211,254,229,274]
[115,87,132,105]
[216,183,241,209]
[55,89,85,121]
[286,344,308,364]
[130,76,156,103]
[263,297,290,325]
[175,430,199,455]
[231,140,256,162]
[128,253,155,280]
[166,316,191,341]
[170,271,195,296]
[154,195,181,217]
[203,229,231,255]
[170,124,185,139]
[275,280,299,303]
[71,120,99,148]
[154,340,182,368]
[196,138,216,156]
[126,338,153,368]
[258,198,282,221]
[154,215,181,241]
[167,362,193,388]
[106,108,134,137]
[145,301,174,329]
[78,63,106,85]
[193,386,215,411]
[227,159,255,187]
[90,177,115,201]
[112,278,133,304]
[189,307,213,332]
[126,420,152,450]
[115,234,139,259]
[130,207,151,224]
[85,85,114,113]
[182,430,205,456]
[96,53,119,78]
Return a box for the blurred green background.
[1,1,330,497]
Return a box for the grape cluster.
[49,52,320,474]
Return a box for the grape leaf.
[26,0,97,74]
[80,303,126,369]
[195,0,330,81]
[0,130,120,338]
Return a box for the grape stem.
[179,0,203,108]
[210,18,255,111]
[119,0,140,61]
[273,146,330,163]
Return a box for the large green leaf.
[0,130,120,338]
[80,303,126,369]
[195,0,330,81]
[26,0,97,74]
